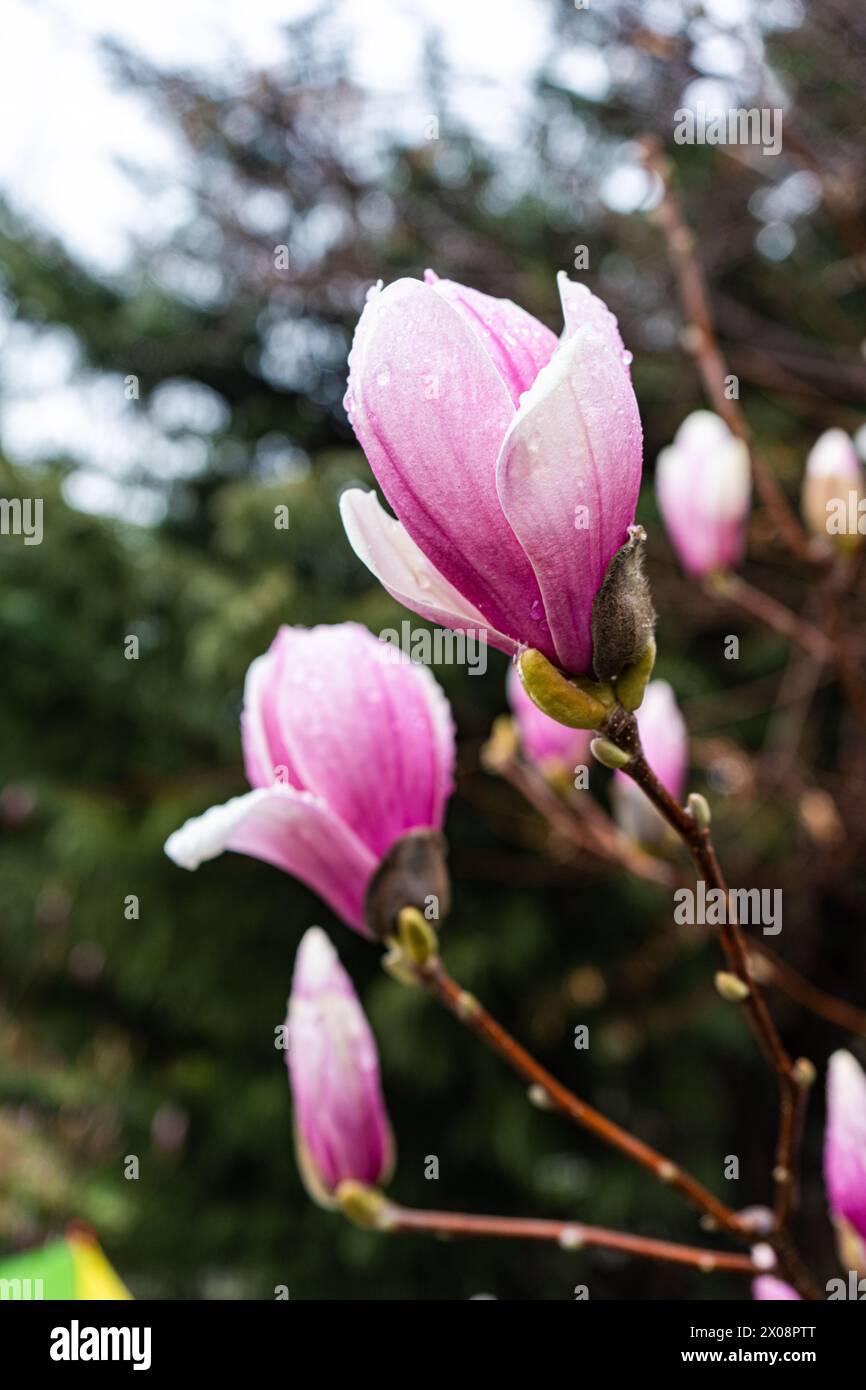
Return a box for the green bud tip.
[590,737,632,770]
[613,637,657,712]
[527,1083,554,1111]
[687,792,712,828]
[793,1057,816,1089]
[518,648,614,731]
[557,1226,585,1251]
[396,905,439,966]
[715,971,750,1003]
[381,944,421,988]
[335,1181,394,1231]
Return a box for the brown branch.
[385,1203,758,1274]
[749,940,866,1041]
[417,954,748,1239]
[601,704,819,1300]
[638,135,820,570]
[706,572,833,663]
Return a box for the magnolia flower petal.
[344,276,547,645]
[272,622,455,861]
[752,1277,801,1301]
[241,639,302,790]
[656,411,751,577]
[340,487,519,657]
[824,1049,866,1245]
[425,268,558,406]
[557,271,629,360]
[164,787,377,934]
[496,309,642,674]
[287,928,394,1200]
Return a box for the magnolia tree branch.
[638,135,818,570]
[381,1202,758,1275]
[705,572,833,664]
[415,952,748,1238]
[599,704,819,1300]
[749,940,866,1041]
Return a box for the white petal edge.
[339,487,519,655]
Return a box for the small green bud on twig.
[396,905,439,966]
[590,737,632,770]
[518,648,615,730]
[793,1057,816,1089]
[527,1083,554,1110]
[687,792,712,827]
[715,971,750,1003]
[335,1181,395,1230]
[614,637,657,711]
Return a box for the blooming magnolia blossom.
[286,927,393,1203]
[340,269,642,677]
[506,662,591,772]
[655,411,751,577]
[611,680,687,844]
[753,1050,866,1299]
[164,623,455,935]
[801,427,864,547]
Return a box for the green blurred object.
[0,1230,130,1299]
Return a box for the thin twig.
[639,135,819,570]
[417,955,748,1238]
[384,1203,758,1274]
[601,705,819,1300]
[706,572,833,663]
[749,940,866,1041]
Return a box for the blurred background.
[1,0,864,1300]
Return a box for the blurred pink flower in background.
[506,662,591,774]
[164,623,455,934]
[612,680,687,845]
[286,927,393,1204]
[340,270,642,677]
[824,1049,866,1271]
[801,427,864,550]
[655,411,751,577]
[754,1049,866,1300]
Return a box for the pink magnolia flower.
[506,662,591,773]
[824,1049,866,1268]
[754,1049,866,1300]
[340,269,642,677]
[164,623,455,936]
[611,680,687,844]
[752,1276,801,1301]
[286,927,393,1204]
[801,428,864,548]
[655,411,751,577]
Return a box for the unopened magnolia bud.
[365,828,450,940]
[801,429,864,553]
[518,648,615,730]
[793,1057,816,1089]
[336,1181,394,1231]
[396,906,439,966]
[590,737,632,770]
[591,525,657,683]
[614,637,657,712]
[715,971,750,1003]
[687,792,712,827]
